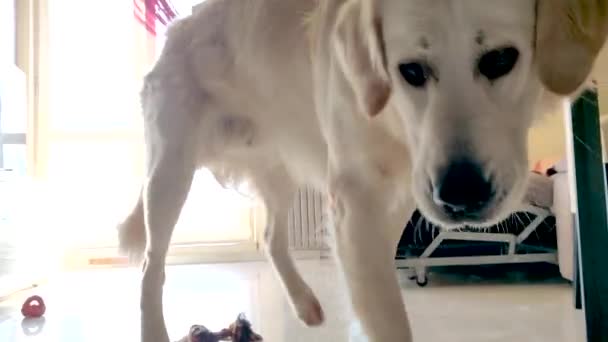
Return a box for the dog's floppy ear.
[536,0,608,95]
[333,0,390,117]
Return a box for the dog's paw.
[292,289,325,327]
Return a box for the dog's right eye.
[399,62,429,88]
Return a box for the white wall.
[526,45,608,163]
[528,114,566,163]
[594,46,608,115]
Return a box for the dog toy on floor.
[21,295,46,318]
[176,313,263,342]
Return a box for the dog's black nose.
[434,160,493,217]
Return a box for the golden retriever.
[118,0,607,341]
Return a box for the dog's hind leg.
[253,167,325,326]
[139,73,201,342]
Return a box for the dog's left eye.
[478,47,519,81]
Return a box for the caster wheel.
[414,267,428,287]
[416,278,428,287]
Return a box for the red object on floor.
[21,295,46,318]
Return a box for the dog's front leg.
[329,172,413,342]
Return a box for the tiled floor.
[0,260,584,342]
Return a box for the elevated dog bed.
[395,172,558,286]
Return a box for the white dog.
[118,1,608,341]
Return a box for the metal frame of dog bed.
[394,204,558,286]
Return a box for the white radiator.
[288,188,327,250]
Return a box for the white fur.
[117,1,591,341]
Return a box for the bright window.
[43,0,257,256]
[0,0,16,65]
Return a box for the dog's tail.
[117,188,146,263]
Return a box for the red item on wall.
[134,0,178,36]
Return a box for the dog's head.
[333,0,608,227]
